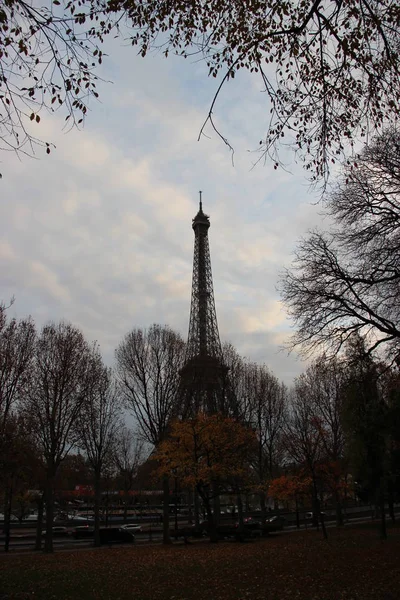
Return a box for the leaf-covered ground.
[1,524,400,600]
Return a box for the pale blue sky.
[0,36,327,385]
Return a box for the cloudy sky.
[1,35,327,386]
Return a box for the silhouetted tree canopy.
[2,1,400,180]
[280,129,400,359]
[120,0,400,180]
[0,0,113,160]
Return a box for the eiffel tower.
[179,193,230,416]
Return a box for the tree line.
[157,336,400,542]
[2,301,399,550]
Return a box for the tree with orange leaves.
[156,413,256,542]
[269,473,312,529]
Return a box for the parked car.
[0,514,18,522]
[265,515,286,530]
[72,525,95,539]
[24,514,39,522]
[121,524,142,533]
[54,512,69,522]
[232,518,263,539]
[237,518,262,531]
[305,511,326,520]
[99,528,135,545]
[74,513,95,522]
[41,526,69,537]
[187,522,209,538]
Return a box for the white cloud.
[0,40,324,386]
[29,261,71,305]
[0,241,16,262]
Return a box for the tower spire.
[199,190,202,211]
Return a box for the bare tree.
[280,129,400,359]
[302,357,347,526]
[113,426,145,523]
[221,342,251,420]
[0,414,40,552]
[244,362,287,519]
[283,374,327,537]
[76,354,122,546]
[221,346,287,519]
[24,321,92,553]
[341,334,389,539]
[0,303,36,548]
[0,304,36,434]
[115,323,186,544]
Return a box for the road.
[1,505,398,552]
[0,525,165,552]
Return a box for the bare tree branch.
[280,129,400,359]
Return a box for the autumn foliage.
[268,474,312,508]
[156,413,256,489]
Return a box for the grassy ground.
[1,523,400,600]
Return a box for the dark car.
[72,525,95,539]
[305,511,326,520]
[41,526,69,537]
[121,524,142,533]
[266,515,285,523]
[241,518,262,530]
[231,518,262,539]
[99,528,135,545]
[54,512,68,522]
[265,515,286,531]
[180,521,210,537]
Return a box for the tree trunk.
[212,481,220,527]
[259,491,267,523]
[162,475,171,544]
[123,485,129,524]
[388,480,395,523]
[44,467,55,553]
[343,474,349,522]
[378,484,387,540]
[173,476,179,536]
[319,508,328,540]
[94,470,101,547]
[334,490,344,527]
[295,496,300,529]
[237,493,244,532]
[35,494,44,551]
[311,485,319,528]
[104,494,109,527]
[194,488,200,529]
[312,477,327,539]
[203,495,218,543]
[187,488,193,525]
[3,486,12,552]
